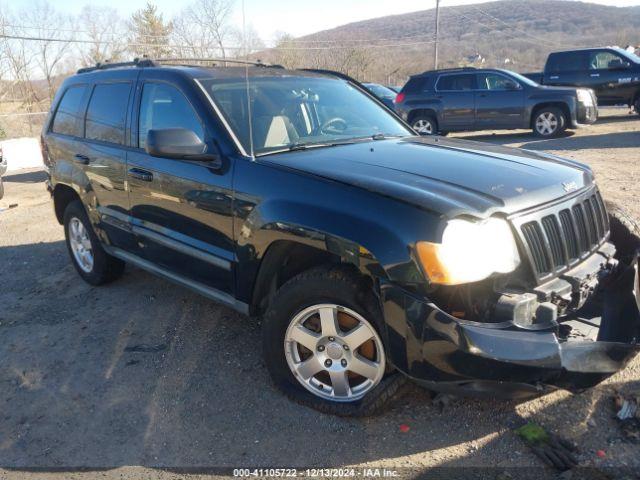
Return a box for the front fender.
[232,159,443,305]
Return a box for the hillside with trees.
[265,0,640,85]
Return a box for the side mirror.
[146,128,220,165]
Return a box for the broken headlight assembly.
[416,217,520,286]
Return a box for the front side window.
[477,73,520,91]
[138,83,204,149]
[85,83,131,145]
[51,85,88,137]
[436,74,476,91]
[589,51,630,70]
[201,75,412,156]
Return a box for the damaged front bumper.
[381,258,640,399]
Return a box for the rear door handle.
[549,75,559,80]
[128,168,153,182]
[590,73,600,77]
[74,154,90,165]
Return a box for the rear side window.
[138,83,204,149]
[436,74,476,91]
[85,83,131,145]
[547,52,585,73]
[51,85,88,137]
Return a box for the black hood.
[260,136,594,218]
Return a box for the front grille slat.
[542,215,565,268]
[521,221,551,274]
[518,188,609,281]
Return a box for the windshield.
[200,76,413,156]
[505,70,540,87]
[618,48,640,64]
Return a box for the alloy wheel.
[68,217,94,273]
[535,112,558,136]
[284,304,385,402]
[412,118,434,135]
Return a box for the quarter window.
[85,83,131,145]
[138,83,204,149]
[51,85,88,137]
[436,74,476,91]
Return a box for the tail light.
[394,92,405,104]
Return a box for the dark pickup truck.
[525,47,640,113]
[394,67,597,137]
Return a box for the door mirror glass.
[146,128,219,164]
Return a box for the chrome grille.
[515,189,609,281]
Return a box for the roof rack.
[76,58,156,74]
[155,57,280,68]
[419,66,477,75]
[76,57,284,74]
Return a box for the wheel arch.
[407,108,439,125]
[53,183,82,224]
[530,101,570,128]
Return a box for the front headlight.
[416,217,520,285]
[576,89,594,106]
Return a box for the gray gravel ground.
[0,108,639,479]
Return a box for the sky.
[4,0,640,44]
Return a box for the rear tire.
[63,200,125,286]
[411,114,438,135]
[0,177,4,200]
[262,265,405,416]
[633,96,640,116]
[532,107,566,137]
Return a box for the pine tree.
[128,2,173,59]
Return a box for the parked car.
[42,59,640,416]
[0,145,6,199]
[524,47,640,113]
[361,82,397,109]
[394,67,598,137]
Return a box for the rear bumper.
[380,259,640,399]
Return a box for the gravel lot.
[0,108,639,479]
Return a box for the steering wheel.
[320,117,348,134]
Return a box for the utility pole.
[434,0,440,69]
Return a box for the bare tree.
[22,0,74,102]
[172,0,235,59]
[78,6,127,65]
[129,2,172,58]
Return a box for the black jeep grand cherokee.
[42,59,640,415]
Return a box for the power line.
[0,32,437,50]
[466,4,561,47]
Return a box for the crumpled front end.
[381,254,640,399]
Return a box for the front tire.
[0,177,4,200]
[533,107,566,137]
[63,200,125,285]
[606,200,640,261]
[262,265,404,416]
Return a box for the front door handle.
[128,168,153,182]
[74,154,90,165]
[478,93,487,97]
[590,73,600,77]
